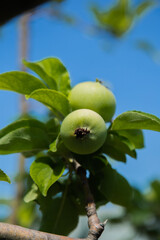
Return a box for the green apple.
[60,109,107,155]
[68,81,116,122]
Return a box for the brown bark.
[73,160,106,240]
[0,222,82,240]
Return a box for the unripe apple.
[68,81,116,122]
[60,109,107,155]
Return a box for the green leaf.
[22,150,41,158]
[77,154,108,175]
[49,135,62,153]
[0,71,46,95]
[27,89,71,120]
[67,175,86,215]
[24,184,39,203]
[23,58,71,96]
[45,118,60,141]
[136,40,160,64]
[116,129,144,149]
[136,40,155,54]
[49,139,59,153]
[23,59,56,90]
[0,169,11,183]
[98,164,133,207]
[102,144,127,162]
[135,0,156,16]
[118,0,130,9]
[102,132,136,162]
[111,111,160,132]
[89,173,109,208]
[0,119,49,154]
[39,192,79,235]
[92,0,133,37]
[30,156,65,196]
[49,137,71,159]
[17,201,37,228]
[151,180,160,201]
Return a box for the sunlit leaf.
[0,71,46,95]
[27,89,71,120]
[111,111,160,132]
[92,0,133,37]
[30,156,65,196]
[24,184,39,203]
[92,0,155,38]
[49,136,60,153]
[118,0,130,9]
[23,58,71,96]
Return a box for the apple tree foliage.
[0,57,160,235]
[91,0,156,38]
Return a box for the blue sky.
[0,0,160,206]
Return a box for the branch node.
[103,219,108,226]
[87,223,104,240]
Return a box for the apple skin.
[60,109,107,155]
[68,81,116,122]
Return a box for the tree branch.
[8,13,31,225]
[0,222,81,240]
[73,159,107,240]
[0,159,107,240]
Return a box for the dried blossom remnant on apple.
[74,127,90,139]
[60,109,107,155]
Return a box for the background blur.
[0,0,160,239]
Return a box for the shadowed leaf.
[38,182,79,235]
[102,132,136,162]
[0,119,50,154]
[0,169,11,183]
[98,164,133,206]
[116,129,144,149]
